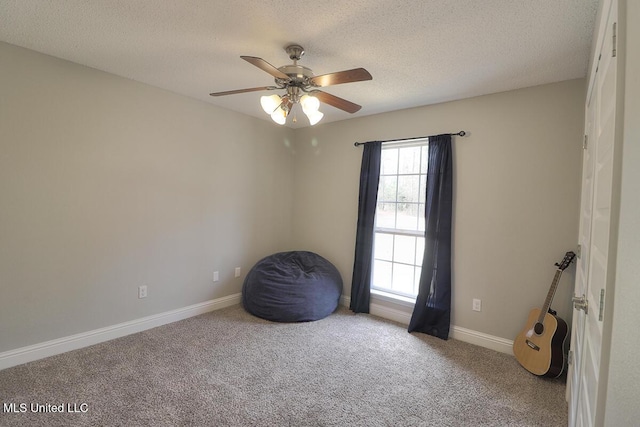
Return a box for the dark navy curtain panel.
[350,141,382,313]
[408,134,453,339]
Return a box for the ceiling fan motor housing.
[276,44,317,99]
[276,64,314,88]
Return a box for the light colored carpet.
[0,305,567,426]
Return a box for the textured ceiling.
[0,0,598,128]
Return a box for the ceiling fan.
[209,44,372,125]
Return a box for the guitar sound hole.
[534,322,544,335]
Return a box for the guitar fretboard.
[537,269,563,325]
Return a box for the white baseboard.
[0,293,242,371]
[449,325,514,355]
[2,292,513,371]
[340,295,513,355]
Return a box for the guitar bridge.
[526,340,540,351]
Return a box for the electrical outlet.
[234,267,241,278]
[138,285,148,299]
[472,298,481,312]
[213,271,219,282]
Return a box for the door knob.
[572,295,588,313]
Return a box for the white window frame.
[371,138,428,300]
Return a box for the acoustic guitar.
[513,251,575,378]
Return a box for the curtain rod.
[353,131,466,147]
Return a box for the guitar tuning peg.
[554,263,560,267]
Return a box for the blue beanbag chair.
[242,251,343,322]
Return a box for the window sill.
[370,289,416,308]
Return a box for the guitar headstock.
[555,251,576,271]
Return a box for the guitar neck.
[537,269,563,323]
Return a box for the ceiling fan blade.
[313,90,362,113]
[310,68,372,87]
[241,56,291,80]
[209,86,276,96]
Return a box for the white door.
[568,76,596,427]
[568,1,618,425]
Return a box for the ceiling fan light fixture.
[260,94,282,114]
[305,110,324,126]
[270,106,288,125]
[211,45,371,126]
[300,94,320,115]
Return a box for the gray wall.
[0,42,295,352]
[1,40,587,355]
[292,79,585,341]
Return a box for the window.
[371,139,428,299]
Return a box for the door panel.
[568,69,595,427]
[569,1,617,425]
